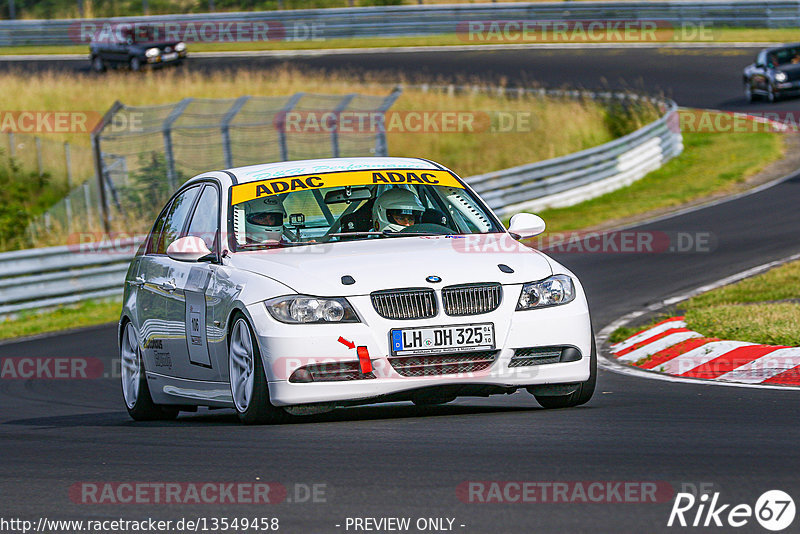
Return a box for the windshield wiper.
[238,241,309,250]
[383,232,455,238]
[325,232,385,238]
[325,230,458,239]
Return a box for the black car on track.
[743,44,800,102]
[89,24,186,72]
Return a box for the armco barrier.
[0,239,141,316]
[0,93,680,318]
[470,95,681,217]
[1,1,800,46]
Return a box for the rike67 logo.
[668,490,795,531]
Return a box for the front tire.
[129,56,142,72]
[744,82,754,103]
[120,321,179,421]
[228,314,291,425]
[91,55,106,73]
[534,334,597,409]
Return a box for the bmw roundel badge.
[426,276,442,283]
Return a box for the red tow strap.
[357,346,372,374]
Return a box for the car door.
[110,26,132,64]
[133,197,174,377]
[137,185,200,380]
[754,51,768,92]
[165,182,221,378]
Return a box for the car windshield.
[770,47,800,66]
[229,168,503,249]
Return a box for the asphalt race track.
[7,45,800,111]
[1,46,799,533]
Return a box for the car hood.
[132,41,182,49]
[228,234,553,296]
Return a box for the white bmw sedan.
[120,157,595,424]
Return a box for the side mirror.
[507,213,546,239]
[166,236,213,262]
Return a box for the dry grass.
[0,67,620,178]
[0,67,629,248]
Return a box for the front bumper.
[775,81,800,96]
[246,286,592,406]
[146,51,186,65]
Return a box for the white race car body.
[119,157,594,421]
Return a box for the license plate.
[390,323,494,356]
[162,52,179,61]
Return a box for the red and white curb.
[610,317,800,386]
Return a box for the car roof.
[225,157,446,184]
[766,43,800,52]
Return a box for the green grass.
[537,122,785,233]
[682,260,800,346]
[685,303,800,347]
[611,261,800,348]
[0,298,122,341]
[0,101,787,341]
[14,122,789,342]
[687,260,800,307]
[2,27,800,57]
[1,67,640,248]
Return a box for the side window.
[758,51,767,67]
[145,202,172,255]
[185,184,220,251]
[154,186,200,255]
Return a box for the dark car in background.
[90,24,186,72]
[743,44,800,102]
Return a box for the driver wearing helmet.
[244,196,285,243]
[372,188,425,233]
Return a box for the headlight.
[266,295,360,324]
[775,72,788,82]
[145,47,160,58]
[175,42,186,52]
[516,274,576,310]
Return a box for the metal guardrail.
[0,239,141,316]
[467,95,682,217]
[1,1,800,46]
[0,93,681,318]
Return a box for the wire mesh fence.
[2,133,99,244]
[25,88,401,238]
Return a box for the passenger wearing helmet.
[244,196,285,243]
[372,188,425,233]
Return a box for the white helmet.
[372,188,425,233]
[245,196,285,243]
